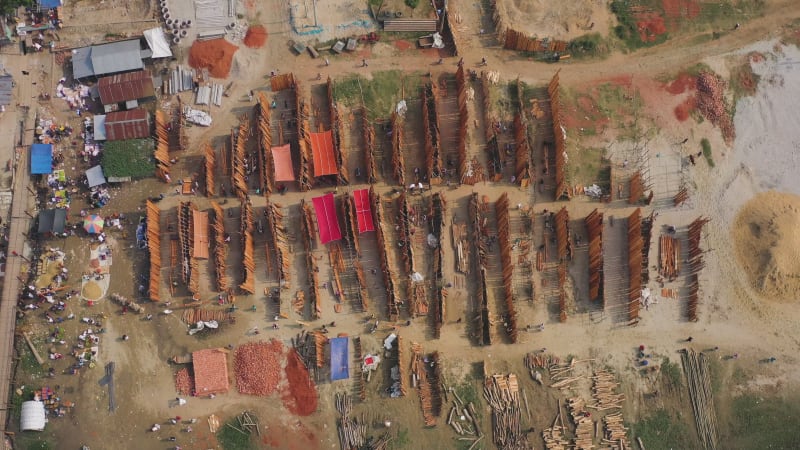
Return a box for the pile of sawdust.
[733,191,800,300]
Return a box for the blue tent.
[330,337,349,381]
[30,144,53,175]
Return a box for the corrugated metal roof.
[0,74,12,106]
[71,47,94,80]
[72,40,145,79]
[98,70,155,105]
[93,115,106,141]
[104,109,151,141]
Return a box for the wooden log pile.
[362,107,377,183]
[567,397,594,450]
[455,66,472,184]
[154,110,171,182]
[686,217,708,321]
[431,193,446,338]
[178,202,194,287]
[335,392,367,450]
[203,142,216,197]
[182,307,231,324]
[146,200,161,301]
[470,193,491,345]
[301,200,322,319]
[352,337,366,401]
[659,234,680,280]
[601,413,630,448]
[451,222,470,274]
[423,83,444,184]
[410,343,439,426]
[485,135,503,182]
[297,87,314,191]
[483,373,528,449]
[681,349,719,450]
[629,172,643,204]
[232,119,249,201]
[266,201,291,289]
[210,201,228,291]
[627,208,642,321]
[269,72,296,92]
[548,71,571,200]
[256,92,274,194]
[495,193,518,343]
[328,243,347,306]
[390,112,405,186]
[555,207,571,261]
[371,188,400,319]
[585,209,604,304]
[328,77,349,185]
[238,199,256,294]
[590,369,624,411]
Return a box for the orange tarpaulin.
[193,209,209,259]
[271,144,295,181]
[310,130,337,177]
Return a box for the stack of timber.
[445,379,482,440]
[567,397,595,450]
[686,217,708,322]
[335,392,367,450]
[483,373,527,450]
[542,413,570,450]
[659,234,680,280]
[231,119,249,201]
[372,188,401,319]
[178,201,198,294]
[328,243,347,306]
[210,201,228,291]
[266,201,291,289]
[182,307,230,324]
[548,71,571,200]
[627,208,642,321]
[292,330,319,381]
[590,369,624,411]
[301,200,322,319]
[601,413,630,449]
[390,112,405,186]
[451,222,471,274]
[423,83,444,184]
[410,344,442,427]
[154,110,171,182]
[297,86,314,191]
[203,142,216,196]
[399,193,428,316]
[256,92,274,194]
[431,193,446,338]
[362,107,377,183]
[327,77,349,185]
[495,193,518,342]
[146,201,161,301]
[681,349,718,450]
[239,199,256,294]
[352,337,366,401]
[470,193,491,345]
[585,209,604,304]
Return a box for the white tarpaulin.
[143,28,173,58]
[21,401,46,431]
[431,32,445,49]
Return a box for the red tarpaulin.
[312,193,342,244]
[352,189,375,233]
[310,130,337,177]
[271,144,295,181]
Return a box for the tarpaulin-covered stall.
[86,165,106,188]
[271,144,295,181]
[37,209,67,235]
[310,130,337,177]
[352,189,375,233]
[330,337,349,381]
[20,400,47,431]
[30,143,53,174]
[311,193,341,244]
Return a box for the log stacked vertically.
[328,77,349,185]
[362,107,377,183]
[301,200,322,319]
[411,343,439,426]
[232,120,249,201]
[210,201,228,291]
[548,71,570,200]
[266,201,291,289]
[423,83,444,184]
[154,110,171,182]
[495,193,518,343]
[256,92,274,194]
[203,142,216,196]
[585,209,604,304]
[483,373,527,449]
[686,217,708,321]
[174,96,188,151]
[239,199,256,294]
[659,234,680,280]
[399,193,428,316]
[629,172,643,204]
[627,208,643,321]
[146,200,161,301]
[372,188,401,319]
[431,193,446,337]
[390,112,405,186]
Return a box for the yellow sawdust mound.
[733,191,800,300]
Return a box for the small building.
[0,73,13,107]
[30,143,53,175]
[192,349,230,397]
[20,400,47,431]
[37,209,67,236]
[93,114,107,141]
[71,39,149,80]
[103,109,151,141]
[98,70,155,109]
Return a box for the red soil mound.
[665,73,696,95]
[662,0,700,19]
[636,14,667,43]
[674,97,695,121]
[188,38,238,78]
[394,40,412,51]
[281,349,318,416]
[244,25,268,49]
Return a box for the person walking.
[324,58,330,66]
[362,59,368,67]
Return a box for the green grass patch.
[729,394,800,449]
[701,138,715,168]
[632,409,693,450]
[404,0,419,8]
[610,0,669,50]
[334,71,424,120]
[567,146,605,187]
[217,418,257,450]
[101,139,155,179]
[392,428,410,449]
[568,33,611,59]
[489,82,513,118]
[661,357,683,389]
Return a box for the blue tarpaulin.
[38,0,62,8]
[330,337,349,381]
[30,144,53,174]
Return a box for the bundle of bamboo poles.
[210,201,228,291]
[659,234,680,280]
[524,352,561,371]
[256,92,273,194]
[590,369,624,411]
[154,110,171,182]
[203,142,216,196]
[390,111,405,186]
[371,188,400,319]
[585,209,604,304]
[410,343,437,426]
[483,373,527,449]
[266,201,291,289]
[548,71,570,200]
[361,107,377,183]
[681,349,719,450]
[455,65,470,184]
[602,413,630,448]
[297,91,313,191]
[232,120,249,201]
[495,193,518,342]
[327,78,349,185]
[422,83,444,183]
[301,201,321,319]
[627,208,643,321]
[238,200,256,294]
[687,217,708,275]
[146,201,161,301]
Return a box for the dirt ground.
[5,0,800,449]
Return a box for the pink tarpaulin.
[271,144,295,181]
[312,193,342,244]
[352,189,374,233]
[310,130,337,177]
